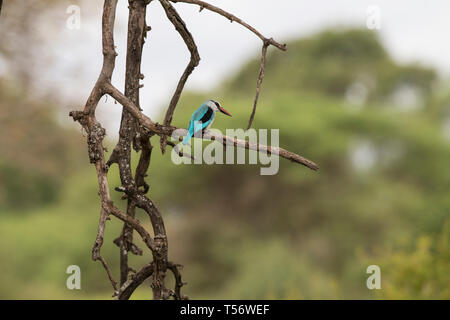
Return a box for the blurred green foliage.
[228,29,437,104]
[0,29,449,299]
[366,222,450,299]
[0,80,85,210]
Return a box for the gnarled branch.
[70,0,172,300]
[117,263,154,300]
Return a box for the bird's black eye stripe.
[213,101,221,109]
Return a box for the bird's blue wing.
[183,104,211,144]
[192,104,213,135]
[192,104,210,122]
[182,118,195,145]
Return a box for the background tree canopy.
[0,28,449,299]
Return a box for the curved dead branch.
[170,0,286,51]
[69,0,119,293]
[167,262,188,300]
[117,263,154,300]
[247,42,269,130]
[160,0,200,153]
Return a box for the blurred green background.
[0,2,449,299]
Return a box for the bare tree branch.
[69,0,163,299]
[105,83,319,170]
[204,130,319,170]
[92,206,118,293]
[117,263,154,300]
[68,111,159,253]
[104,82,163,132]
[247,42,269,130]
[167,262,188,300]
[118,201,137,285]
[135,133,153,194]
[69,0,120,292]
[172,128,319,170]
[160,0,200,154]
[170,0,286,51]
[113,0,148,287]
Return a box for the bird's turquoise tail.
[182,133,192,145]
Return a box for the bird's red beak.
[219,106,232,117]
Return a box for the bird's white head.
[205,100,232,116]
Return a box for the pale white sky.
[39,0,450,131]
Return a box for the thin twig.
[98,256,119,294]
[92,206,118,293]
[70,0,120,294]
[167,262,188,300]
[170,0,286,51]
[247,42,269,130]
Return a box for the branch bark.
[111,0,148,288]
[117,263,154,300]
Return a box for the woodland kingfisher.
[182,100,232,145]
